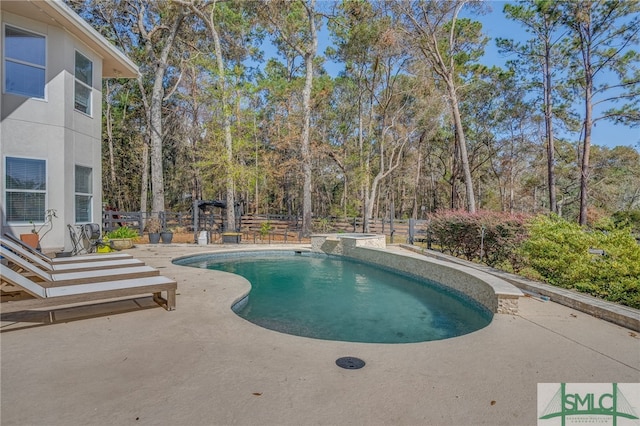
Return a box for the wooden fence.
[102,209,428,244]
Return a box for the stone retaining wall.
[311,234,522,314]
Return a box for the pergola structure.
[192,200,244,242]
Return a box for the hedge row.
[423,211,640,309]
[427,210,529,270]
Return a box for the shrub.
[315,218,331,233]
[428,210,481,259]
[426,210,529,269]
[612,210,640,235]
[519,215,590,287]
[106,226,139,239]
[520,215,640,309]
[260,221,272,237]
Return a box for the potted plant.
[160,227,174,244]
[146,218,161,244]
[105,226,139,250]
[21,209,57,249]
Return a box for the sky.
[311,1,639,151]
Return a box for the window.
[5,157,46,223]
[74,51,92,115]
[3,25,46,99]
[75,165,92,223]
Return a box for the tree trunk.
[140,140,149,224]
[301,50,314,236]
[579,67,593,226]
[300,0,317,237]
[448,78,476,213]
[412,132,424,219]
[149,75,165,216]
[211,16,236,231]
[144,10,184,218]
[544,40,558,215]
[576,6,594,227]
[363,77,376,232]
[364,174,382,228]
[509,156,515,214]
[450,138,457,210]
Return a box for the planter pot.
[110,238,134,250]
[222,232,242,244]
[148,233,161,244]
[160,232,173,244]
[20,233,40,249]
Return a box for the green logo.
[539,383,639,426]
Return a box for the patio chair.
[0,246,159,285]
[1,237,144,272]
[2,233,134,264]
[0,264,176,313]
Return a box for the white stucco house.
[1,0,138,252]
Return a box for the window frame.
[74,50,93,116]
[2,23,47,100]
[74,164,93,224]
[4,156,48,225]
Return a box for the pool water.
[176,251,492,343]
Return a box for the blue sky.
[311,1,639,150]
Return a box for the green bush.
[426,211,640,308]
[105,226,139,239]
[612,210,640,235]
[259,221,272,237]
[520,215,640,309]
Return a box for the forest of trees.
[68,0,640,235]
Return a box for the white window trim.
[74,164,93,224]
[74,49,93,117]
[2,23,47,101]
[3,155,49,225]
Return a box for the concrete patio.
[1,244,638,426]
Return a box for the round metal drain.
[335,357,365,370]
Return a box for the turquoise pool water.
[175,251,492,343]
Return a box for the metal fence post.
[137,212,144,235]
[408,219,415,244]
[193,200,199,243]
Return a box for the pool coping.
[400,244,640,332]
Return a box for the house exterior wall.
[1,9,104,252]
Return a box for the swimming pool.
[175,251,493,343]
